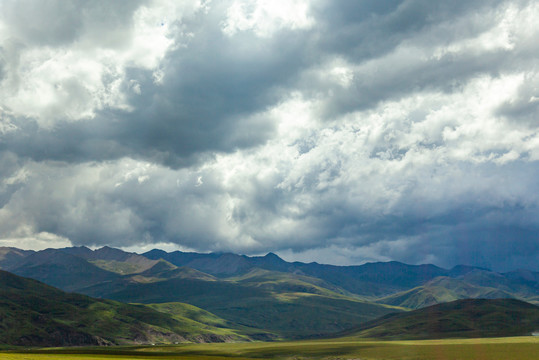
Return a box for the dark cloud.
[307,0,536,117]
[1,1,314,167]
[0,0,538,271]
[263,161,539,271]
[3,0,534,165]
[0,153,24,209]
[315,0,504,59]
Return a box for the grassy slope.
[82,271,402,339]
[375,277,516,309]
[146,302,252,340]
[0,270,244,346]
[229,268,355,297]
[4,337,539,360]
[459,270,539,299]
[89,259,144,275]
[376,285,459,309]
[203,291,402,338]
[342,298,539,340]
[87,255,162,276]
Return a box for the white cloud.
[0,0,206,126]
[0,230,71,251]
[222,0,314,37]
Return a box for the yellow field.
[1,336,538,360]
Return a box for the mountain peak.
[93,246,132,261]
[144,248,167,255]
[449,264,491,276]
[58,246,94,259]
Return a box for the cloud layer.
[1,0,538,271]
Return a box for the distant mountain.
[142,250,485,296]
[0,247,34,269]
[3,246,539,306]
[375,276,516,309]
[340,298,539,339]
[7,249,119,291]
[143,250,255,275]
[459,269,539,298]
[230,268,351,296]
[5,246,528,300]
[142,248,539,304]
[3,247,163,292]
[448,264,491,277]
[504,269,539,283]
[57,245,95,258]
[142,262,217,282]
[0,270,246,346]
[61,246,159,275]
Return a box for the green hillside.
[146,302,257,341]
[83,247,161,275]
[376,277,516,309]
[81,272,402,339]
[229,268,353,297]
[342,298,539,339]
[0,270,246,346]
[139,261,217,281]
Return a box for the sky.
[0,0,538,272]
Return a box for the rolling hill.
[341,298,539,339]
[375,276,516,309]
[79,270,402,339]
[0,270,248,346]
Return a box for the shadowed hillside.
[0,270,248,346]
[341,298,539,339]
[81,274,402,338]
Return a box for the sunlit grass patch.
[1,336,538,360]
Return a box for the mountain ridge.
[0,245,539,345]
[2,245,538,305]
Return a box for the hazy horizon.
[1,243,535,272]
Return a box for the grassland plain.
[1,336,538,360]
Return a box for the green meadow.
[1,336,538,360]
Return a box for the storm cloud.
[0,0,538,271]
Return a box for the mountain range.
[1,245,538,346]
